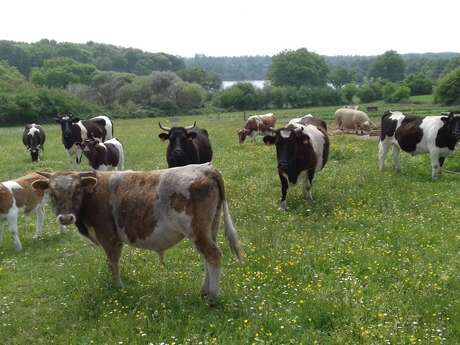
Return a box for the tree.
[213,82,259,110]
[435,67,460,105]
[268,48,329,87]
[31,58,96,88]
[175,82,205,109]
[328,66,356,88]
[341,83,358,103]
[443,56,460,75]
[90,71,135,105]
[368,50,405,82]
[403,73,432,95]
[0,60,25,82]
[177,67,222,91]
[383,82,410,103]
[357,84,377,103]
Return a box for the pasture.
[1,106,460,344]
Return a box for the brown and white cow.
[238,113,277,144]
[0,173,49,251]
[32,164,241,304]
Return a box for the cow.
[55,113,113,168]
[32,164,241,304]
[158,122,213,168]
[288,114,327,130]
[263,116,329,210]
[22,124,46,162]
[238,113,277,144]
[335,108,376,134]
[81,138,124,171]
[379,111,460,179]
[0,173,49,251]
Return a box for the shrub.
[435,67,460,105]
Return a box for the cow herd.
[2,108,460,304]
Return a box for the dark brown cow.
[238,113,277,144]
[32,164,241,304]
[263,117,329,210]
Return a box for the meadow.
[1,100,460,344]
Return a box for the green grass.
[1,105,460,345]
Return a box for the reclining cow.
[22,124,46,162]
[32,164,241,304]
[55,113,113,169]
[263,116,329,210]
[379,111,460,179]
[238,113,277,144]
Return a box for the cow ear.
[32,179,49,192]
[71,117,80,123]
[187,131,197,139]
[158,133,169,141]
[81,177,97,193]
[263,135,276,145]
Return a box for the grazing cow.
[263,117,329,210]
[158,122,213,168]
[379,111,460,179]
[55,114,113,168]
[238,113,277,144]
[32,164,241,304]
[22,124,46,162]
[82,138,124,171]
[335,108,376,134]
[0,173,49,251]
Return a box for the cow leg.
[251,131,257,144]
[392,145,401,172]
[279,172,289,210]
[0,221,4,244]
[33,204,45,239]
[7,208,22,251]
[378,140,390,171]
[195,235,222,305]
[430,151,442,180]
[101,241,124,288]
[303,170,315,201]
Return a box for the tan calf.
[32,164,241,304]
[0,173,48,251]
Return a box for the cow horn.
[36,171,52,178]
[185,122,196,130]
[158,122,171,131]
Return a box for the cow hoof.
[112,279,125,289]
[201,292,218,306]
[15,244,23,252]
[279,202,288,211]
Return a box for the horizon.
[2,0,459,57]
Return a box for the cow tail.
[212,171,242,261]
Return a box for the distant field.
[1,103,460,344]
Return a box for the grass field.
[1,103,460,344]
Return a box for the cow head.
[32,171,97,226]
[237,129,250,144]
[263,126,310,182]
[442,112,460,138]
[55,113,80,144]
[158,122,198,167]
[27,145,41,162]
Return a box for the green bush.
[213,82,259,110]
[341,83,359,103]
[435,67,460,105]
[403,73,432,95]
[357,84,377,103]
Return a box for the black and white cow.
[55,114,113,168]
[379,111,460,179]
[22,124,46,162]
[263,116,329,210]
[158,122,213,168]
[82,138,124,171]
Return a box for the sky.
[2,0,459,57]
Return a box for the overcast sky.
[2,0,459,57]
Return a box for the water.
[222,80,267,89]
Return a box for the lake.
[222,80,267,89]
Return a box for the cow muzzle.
[57,214,76,225]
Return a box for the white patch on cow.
[287,118,301,126]
[280,129,291,138]
[2,181,22,194]
[411,116,446,155]
[302,125,326,172]
[105,138,124,170]
[0,182,22,250]
[92,115,113,139]
[75,121,88,141]
[27,124,40,137]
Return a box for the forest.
[1,39,460,124]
